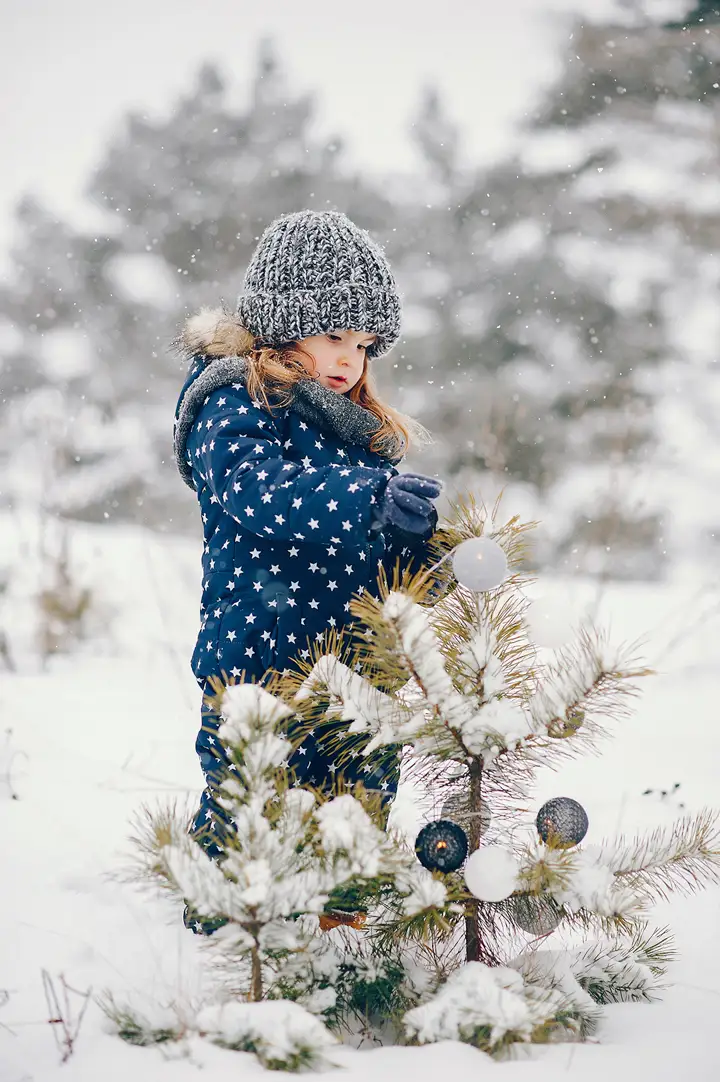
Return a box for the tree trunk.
[464,758,483,963]
[250,944,263,1001]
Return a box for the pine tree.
[122,500,720,1061]
[399,10,720,578]
[0,42,393,527]
[665,0,720,28]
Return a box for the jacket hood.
[175,305,257,361]
[173,307,404,489]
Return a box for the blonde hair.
[178,308,433,459]
[210,331,430,463]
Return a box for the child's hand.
[372,472,443,536]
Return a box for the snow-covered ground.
[1,513,719,1080]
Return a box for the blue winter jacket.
[173,322,439,691]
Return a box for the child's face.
[297,330,376,394]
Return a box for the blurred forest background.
[1,0,718,581]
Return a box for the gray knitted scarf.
[174,355,403,490]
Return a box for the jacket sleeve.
[380,510,437,580]
[187,384,395,545]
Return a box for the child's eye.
[357,343,367,351]
[327,333,342,342]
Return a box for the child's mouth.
[328,376,347,387]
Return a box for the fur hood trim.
[174,308,403,489]
[176,305,257,360]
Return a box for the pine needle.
[603,809,720,903]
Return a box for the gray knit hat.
[236,210,402,359]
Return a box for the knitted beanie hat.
[236,210,402,359]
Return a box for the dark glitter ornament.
[415,819,468,872]
[536,797,589,849]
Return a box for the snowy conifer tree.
[399,4,720,578]
[0,41,394,527]
[125,500,720,1060]
[128,678,446,1010]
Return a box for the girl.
[173,210,444,932]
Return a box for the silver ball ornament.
[452,537,508,593]
[441,790,492,839]
[536,797,589,849]
[510,893,563,935]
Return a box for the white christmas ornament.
[464,847,519,902]
[452,537,508,592]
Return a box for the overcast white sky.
[0,0,595,256]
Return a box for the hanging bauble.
[547,707,585,740]
[441,790,492,839]
[510,892,563,935]
[536,797,589,849]
[415,819,468,873]
[464,847,519,902]
[451,537,508,593]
